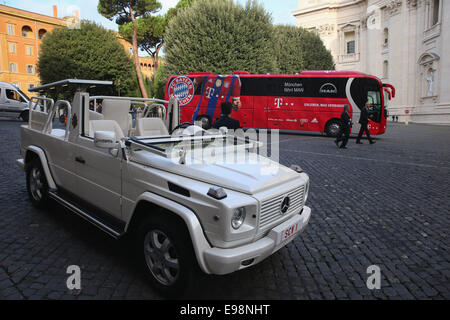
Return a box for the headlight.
[231,207,246,230]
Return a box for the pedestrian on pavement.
[335,105,352,149]
[356,101,375,145]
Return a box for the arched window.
[22,25,33,38]
[38,29,47,40]
[432,0,440,26]
[383,28,389,47]
[383,61,389,79]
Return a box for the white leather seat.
[136,118,169,137]
[89,120,124,140]
[101,99,131,136]
[89,110,104,121]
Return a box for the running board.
[48,191,125,239]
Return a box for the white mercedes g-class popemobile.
[17,80,311,296]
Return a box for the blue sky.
[4,0,298,30]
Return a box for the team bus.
[165,71,395,136]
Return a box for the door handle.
[75,156,85,164]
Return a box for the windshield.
[131,134,255,159]
[17,89,30,102]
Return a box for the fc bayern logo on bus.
[168,76,195,106]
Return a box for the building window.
[22,25,33,38]
[345,31,356,54]
[9,43,16,54]
[38,29,47,40]
[9,63,18,73]
[26,46,33,56]
[28,84,36,90]
[26,65,36,74]
[383,28,389,47]
[129,47,133,55]
[432,0,440,26]
[347,40,355,54]
[383,61,389,79]
[7,24,15,35]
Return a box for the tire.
[196,116,211,130]
[21,111,29,122]
[325,119,342,137]
[136,213,198,298]
[26,158,50,209]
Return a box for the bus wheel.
[325,120,342,137]
[197,116,211,130]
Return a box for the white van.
[0,82,30,122]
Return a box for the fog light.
[241,258,254,267]
[231,207,246,230]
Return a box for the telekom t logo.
[206,87,216,99]
[274,98,283,109]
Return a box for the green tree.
[98,0,162,98]
[164,0,277,75]
[37,20,137,97]
[119,14,166,76]
[274,25,335,74]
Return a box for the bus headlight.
[231,207,246,230]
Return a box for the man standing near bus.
[335,105,351,149]
[356,102,375,145]
[213,101,240,130]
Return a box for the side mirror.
[94,131,118,149]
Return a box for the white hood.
[131,150,300,195]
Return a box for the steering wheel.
[170,122,194,135]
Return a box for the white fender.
[25,146,57,190]
[131,191,213,274]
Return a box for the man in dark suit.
[212,101,240,130]
[356,102,375,145]
[335,105,352,149]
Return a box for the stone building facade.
[293,0,450,124]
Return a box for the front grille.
[259,186,304,230]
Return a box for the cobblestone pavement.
[0,119,449,300]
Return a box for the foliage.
[274,25,335,74]
[119,14,166,71]
[150,63,168,99]
[164,0,277,75]
[97,0,161,24]
[37,21,137,97]
[98,0,163,98]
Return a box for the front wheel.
[26,158,50,209]
[325,119,342,137]
[137,214,198,298]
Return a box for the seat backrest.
[30,110,50,132]
[89,120,124,140]
[101,99,131,136]
[89,110,104,121]
[136,118,169,137]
